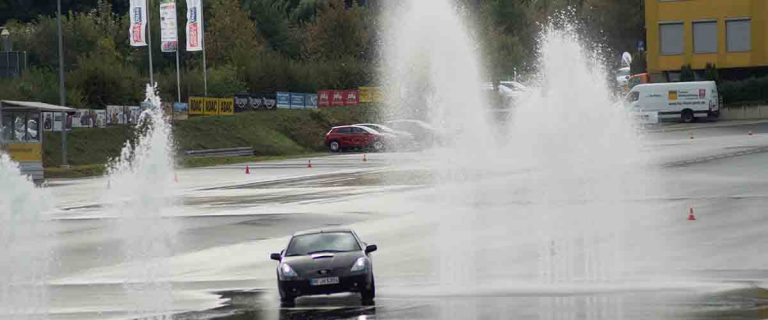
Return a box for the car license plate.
[311,277,340,286]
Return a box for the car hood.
[282,251,365,275]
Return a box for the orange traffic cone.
[749,131,753,136]
[307,160,313,168]
[689,132,694,140]
[363,154,367,162]
[245,165,250,174]
[688,208,696,221]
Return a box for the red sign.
[188,23,199,48]
[699,89,706,99]
[331,90,344,106]
[343,90,359,106]
[318,90,331,107]
[317,89,360,107]
[132,24,143,43]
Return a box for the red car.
[324,125,392,152]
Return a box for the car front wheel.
[361,278,375,304]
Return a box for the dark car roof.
[293,228,354,237]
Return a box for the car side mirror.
[270,253,282,261]
[365,244,377,254]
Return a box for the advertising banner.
[218,98,234,115]
[159,0,178,52]
[276,92,291,109]
[127,106,142,124]
[317,90,331,107]
[358,86,382,103]
[71,109,93,128]
[94,110,107,128]
[343,90,359,106]
[203,98,218,115]
[331,90,344,106]
[189,97,234,116]
[290,93,306,109]
[185,0,203,51]
[306,94,318,109]
[234,93,277,111]
[173,102,188,113]
[107,105,128,125]
[41,112,69,131]
[189,97,205,115]
[129,0,148,46]
[6,143,42,162]
[42,112,53,131]
[71,109,108,128]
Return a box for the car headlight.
[350,257,368,272]
[279,263,298,280]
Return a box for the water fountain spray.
[105,84,177,318]
[0,153,52,319]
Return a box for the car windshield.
[285,232,361,256]
[626,91,639,102]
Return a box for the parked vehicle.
[355,123,416,150]
[270,228,377,306]
[627,73,650,90]
[615,66,631,89]
[626,81,720,123]
[324,125,394,152]
[385,119,443,147]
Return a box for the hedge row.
[720,76,768,106]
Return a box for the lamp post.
[57,0,68,167]
[1,28,10,51]
[1,29,9,78]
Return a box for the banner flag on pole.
[129,0,148,46]
[186,0,203,51]
[160,0,178,52]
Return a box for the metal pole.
[147,0,155,85]
[57,0,68,167]
[201,0,207,97]
[174,0,182,102]
[176,48,181,102]
[171,0,181,102]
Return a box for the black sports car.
[270,228,378,306]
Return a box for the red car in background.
[324,125,393,152]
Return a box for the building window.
[726,19,751,52]
[660,22,684,55]
[693,21,717,53]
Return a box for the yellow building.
[646,0,768,81]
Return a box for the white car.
[616,67,631,89]
[356,123,417,150]
[385,119,445,147]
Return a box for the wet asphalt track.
[43,121,768,320]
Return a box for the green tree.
[680,64,695,82]
[703,63,720,83]
[630,51,646,75]
[207,0,263,67]
[303,0,371,61]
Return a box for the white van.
[626,81,720,123]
